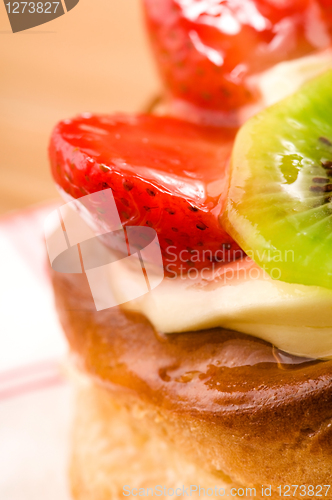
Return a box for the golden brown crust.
[70,374,331,500]
[53,271,332,494]
[71,374,241,500]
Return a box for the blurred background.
[0,0,160,215]
[0,8,159,495]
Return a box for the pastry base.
[70,371,246,500]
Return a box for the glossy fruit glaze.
[53,269,332,491]
[143,0,332,117]
[53,270,325,414]
[49,113,244,274]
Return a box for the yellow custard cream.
[108,257,332,360]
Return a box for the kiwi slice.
[222,70,332,289]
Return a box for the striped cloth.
[0,202,72,500]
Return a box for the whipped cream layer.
[108,257,332,360]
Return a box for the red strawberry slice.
[143,0,332,119]
[49,114,244,274]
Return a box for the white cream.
[108,257,332,360]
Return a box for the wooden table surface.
[0,0,160,215]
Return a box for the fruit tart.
[47,1,332,499]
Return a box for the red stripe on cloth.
[0,359,61,383]
[0,374,66,401]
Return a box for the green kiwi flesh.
[222,70,332,289]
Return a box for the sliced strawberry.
[143,0,332,118]
[49,113,244,274]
